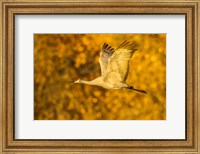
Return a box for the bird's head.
[74,77,80,83]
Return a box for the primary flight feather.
[74,40,147,94]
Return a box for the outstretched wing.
[106,40,137,81]
[99,43,115,76]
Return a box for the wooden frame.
[0,0,199,153]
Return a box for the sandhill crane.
[74,40,147,94]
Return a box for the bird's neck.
[78,77,103,86]
[79,79,96,85]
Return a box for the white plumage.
[74,40,147,94]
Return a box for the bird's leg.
[127,86,147,94]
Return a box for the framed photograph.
[0,0,199,153]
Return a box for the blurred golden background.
[34,34,166,120]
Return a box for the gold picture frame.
[0,0,199,153]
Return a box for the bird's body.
[76,76,127,89]
[74,40,147,94]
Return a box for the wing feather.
[106,41,137,81]
[99,43,115,76]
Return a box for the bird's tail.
[127,86,147,94]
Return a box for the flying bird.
[74,40,147,94]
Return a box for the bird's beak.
[67,80,75,84]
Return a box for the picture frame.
[0,0,199,153]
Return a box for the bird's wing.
[106,40,137,81]
[99,43,115,76]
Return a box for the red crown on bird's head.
[74,77,80,82]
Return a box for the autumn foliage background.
[34,34,166,120]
